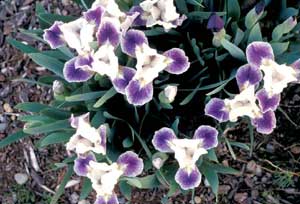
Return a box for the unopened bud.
[152,152,168,169]
[52,80,65,95]
[152,157,163,169]
[207,13,225,32]
[159,85,178,104]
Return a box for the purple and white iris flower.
[245,42,297,95]
[132,0,187,31]
[121,30,190,106]
[205,41,300,134]
[152,126,218,190]
[66,113,107,155]
[73,151,143,204]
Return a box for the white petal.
[170,139,207,169]
[260,59,297,95]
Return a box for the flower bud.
[152,157,163,169]
[52,80,65,95]
[245,2,265,29]
[159,85,178,104]
[207,13,224,32]
[152,152,168,170]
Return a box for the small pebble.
[246,160,257,173]
[218,185,231,194]
[291,146,300,154]
[234,192,248,203]
[3,103,13,113]
[69,192,79,204]
[78,200,90,204]
[14,173,29,185]
[194,196,201,204]
[266,143,275,153]
[0,123,7,132]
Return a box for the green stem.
[191,188,195,204]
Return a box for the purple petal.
[112,67,136,94]
[117,151,144,177]
[246,41,274,68]
[255,1,265,15]
[152,127,176,152]
[252,110,276,134]
[125,79,153,106]
[43,21,64,49]
[175,167,202,190]
[84,6,104,27]
[75,54,93,69]
[129,6,146,26]
[74,153,95,176]
[95,194,119,204]
[207,13,224,32]
[204,98,229,122]
[98,124,107,154]
[256,89,280,112]
[291,59,300,81]
[164,48,190,75]
[193,125,218,150]
[236,64,262,90]
[97,20,120,47]
[63,57,93,82]
[70,113,90,128]
[121,29,148,57]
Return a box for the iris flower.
[131,0,186,31]
[121,30,190,106]
[66,113,107,155]
[152,126,218,190]
[73,151,144,204]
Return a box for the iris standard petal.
[193,125,218,150]
[63,57,93,82]
[112,67,136,94]
[152,127,177,152]
[117,151,144,177]
[74,153,96,176]
[125,79,153,106]
[129,6,147,26]
[246,41,274,68]
[256,89,280,112]
[204,98,229,122]
[70,113,90,128]
[43,21,64,49]
[175,167,202,190]
[164,48,190,75]
[97,20,120,47]
[121,29,148,57]
[236,64,262,90]
[84,6,104,27]
[252,110,276,134]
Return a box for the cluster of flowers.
[43,0,190,106]
[66,111,220,199]
[205,41,300,134]
[66,113,144,204]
